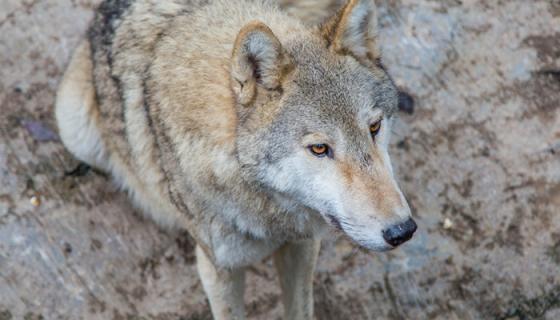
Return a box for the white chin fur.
[324,216,392,252]
[352,238,393,252]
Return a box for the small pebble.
[443,218,453,229]
[22,120,58,142]
[30,195,41,207]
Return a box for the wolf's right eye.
[370,120,382,139]
[309,144,330,158]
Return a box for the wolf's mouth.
[326,214,343,231]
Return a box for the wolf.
[55,0,417,318]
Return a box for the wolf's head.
[232,0,416,251]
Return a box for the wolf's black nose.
[382,218,417,247]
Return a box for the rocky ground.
[1,0,559,319]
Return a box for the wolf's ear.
[321,0,380,66]
[231,21,292,106]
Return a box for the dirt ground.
[1,0,559,319]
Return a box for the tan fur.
[56,0,415,318]
[280,0,344,25]
[321,0,380,67]
[55,41,106,170]
[231,21,292,105]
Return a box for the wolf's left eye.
[309,144,331,158]
[370,120,382,138]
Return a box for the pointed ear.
[231,21,292,106]
[321,0,380,66]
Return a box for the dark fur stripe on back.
[88,0,133,56]
[142,65,194,220]
[88,0,134,164]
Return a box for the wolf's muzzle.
[382,218,417,247]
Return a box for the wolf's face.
[232,0,416,250]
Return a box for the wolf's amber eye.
[309,144,329,157]
[370,120,382,138]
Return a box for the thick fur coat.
[56,0,416,318]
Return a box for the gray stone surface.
[0,0,559,319]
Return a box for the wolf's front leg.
[273,238,321,320]
[196,246,246,320]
